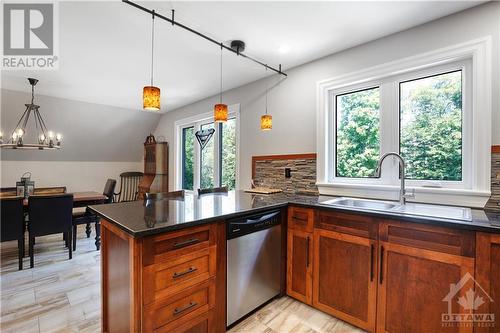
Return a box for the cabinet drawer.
[379,220,475,257]
[144,279,216,332]
[143,247,217,305]
[288,206,314,232]
[157,310,214,333]
[143,224,216,266]
[317,210,378,239]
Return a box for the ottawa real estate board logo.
[442,272,495,328]
[2,2,59,70]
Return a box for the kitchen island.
[89,191,500,333]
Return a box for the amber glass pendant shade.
[214,103,228,123]
[260,114,272,130]
[143,86,160,111]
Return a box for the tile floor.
[0,227,364,333]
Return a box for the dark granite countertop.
[88,190,500,237]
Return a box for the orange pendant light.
[260,114,272,130]
[214,44,228,123]
[260,67,272,130]
[143,10,160,111]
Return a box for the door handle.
[379,245,384,284]
[370,244,374,282]
[173,238,199,249]
[173,301,198,315]
[172,267,197,279]
[306,236,310,268]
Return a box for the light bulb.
[39,134,46,142]
[56,133,62,141]
[12,132,18,140]
[47,131,54,139]
[16,128,24,137]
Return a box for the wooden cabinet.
[313,228,377,332]
[287,229,313,304]
[376,221,475,333]
[475,232,500,333]
[100,220,225,333]
[287,206,314,304]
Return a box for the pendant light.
[214,43,228,123]
[260,67,272,131]
[143,10,160,111]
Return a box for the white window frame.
[174,104,240,192]
[317,37,492,207]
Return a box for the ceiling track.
[123,0,287,77]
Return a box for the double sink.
[322,197,472,222]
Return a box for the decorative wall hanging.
[195,128,215,150]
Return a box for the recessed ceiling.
[1,1,484,112]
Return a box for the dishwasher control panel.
[226,210,281,239]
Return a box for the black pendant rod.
[123,0,287,77]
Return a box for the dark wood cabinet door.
[286,229,313,304]
[377,241,474,333]
[313,228,377,332]
[475,232,500,333]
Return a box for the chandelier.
[0,78,62,150]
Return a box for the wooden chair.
[28,194,74,268]
[197,186,228,195]
[144,190,185,201]
[1,197,25,270]
[72,179,116,251]
[33,186,67,195]
[114,172,143,202]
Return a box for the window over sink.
[316,38,492,207]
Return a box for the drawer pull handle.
[292,215,307,222]
[173,267,197,279]
[173,301,198,315]
[173,238,200,249]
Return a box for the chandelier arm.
[21,106,32,132]
[9,105,30,142]
[34,108,48,135]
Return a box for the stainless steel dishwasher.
[226,210,282,327]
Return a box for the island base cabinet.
[312,229,377,332]
[100,219,225,333]
[376,241,474,333]
[286,229,313,304]
[475,233,500,333]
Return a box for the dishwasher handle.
[230,211,280,225]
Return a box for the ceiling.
[1,1,484,113]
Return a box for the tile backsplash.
[486,150,500,210]
[252,154,318,196]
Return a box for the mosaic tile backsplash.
[253,156,318,196]
[486,151,500,210]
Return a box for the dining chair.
[28,194,74,268]
[144,190,185,201]
[72,179,116,251]
[114,172,143,202]
[1,197,25,270]
[197,186,228,195]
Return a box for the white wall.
[0,161,142,193]
[155,2,500,191]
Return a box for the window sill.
[316,182,491,208]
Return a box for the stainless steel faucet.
[374,152,415,205]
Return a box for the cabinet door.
[376,241,474,333]
[313,228,377,332]
[475,232,500,333]
[287,229,313,304]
